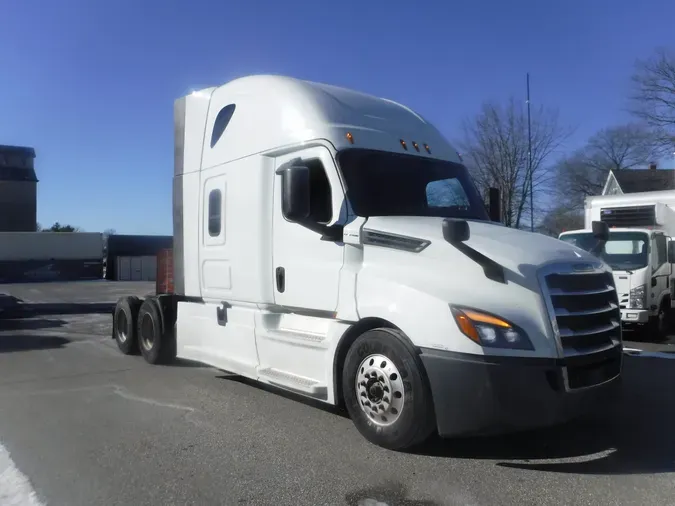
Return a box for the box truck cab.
[560,191,675,338]
[113,75,622,450]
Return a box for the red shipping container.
[156,248,174,295]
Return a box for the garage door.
[116,256,157,281]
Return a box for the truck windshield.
[336,149,490,220]
[559,231,650,270]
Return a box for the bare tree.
[537,206,584,238]
[554,149,605,204]
[556,123,665,207]
[587,123,665,170]
[630,48,675,148]
[459,98,569,228]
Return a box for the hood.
[363,216,603,272]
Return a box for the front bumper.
[419,346,622,438]
[620,308,650,324]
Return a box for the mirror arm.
[299,220,344,241]
[320,225,344,242]
[590,239,607,255]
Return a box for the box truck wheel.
[137,297,176,365]
[342,328,436,450]
[112,296,142,355]
[650,299,671,341]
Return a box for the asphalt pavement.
[1,281,675,506]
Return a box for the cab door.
[271,146,346,312]
[651,233,671,312]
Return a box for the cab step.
[257,367,327,399]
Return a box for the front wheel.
[342,328,436,450]
[649,304,671,342]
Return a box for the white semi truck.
[112,75,622,450]
[560,190,675,339]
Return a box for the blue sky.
[1,0,674,235]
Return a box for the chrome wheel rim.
[116,311,128,343]
[140,313,155,351]
[355,354,405,427]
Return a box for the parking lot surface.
[1,281,674,506]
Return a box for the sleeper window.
[208,189,222,237]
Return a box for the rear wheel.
[137,297,176,365]
[342,328,436,450]
[112,296,142,355]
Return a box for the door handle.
[216,302,230,326]
[276,267,285,293]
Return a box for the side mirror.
[442,218,470,244]
[277,165,310,222]
[668,241,675,264]
[591,221,609,242]
[488,187,501,223]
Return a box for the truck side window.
[208,189,222,237]
[426,179,470,208]
[654,234,667,270]
[305,158,332,224]
[210,104,236,148]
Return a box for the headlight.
[629,284,646,309]
[450,306,534,350]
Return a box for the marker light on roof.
[346,132,354,144]
[424,144,431,154]
[412,141,420,152]
[400,139,408,151]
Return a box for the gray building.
[0,145,38,232]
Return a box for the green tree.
[43,222,81,232]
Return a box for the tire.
[342,327,436,450]
[650,302,670,342]
[137,297,176,365]
[112,296,142,355]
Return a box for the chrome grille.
[541,265,621,356]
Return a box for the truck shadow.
[1,301,114,318]
[218,355,675,475]
[0,318,67,332]
[415,354,675,475]
[0,333,70,353]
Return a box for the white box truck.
[112,75,622,450]
[560,190,675,339]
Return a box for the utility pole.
[527,73,534,232]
